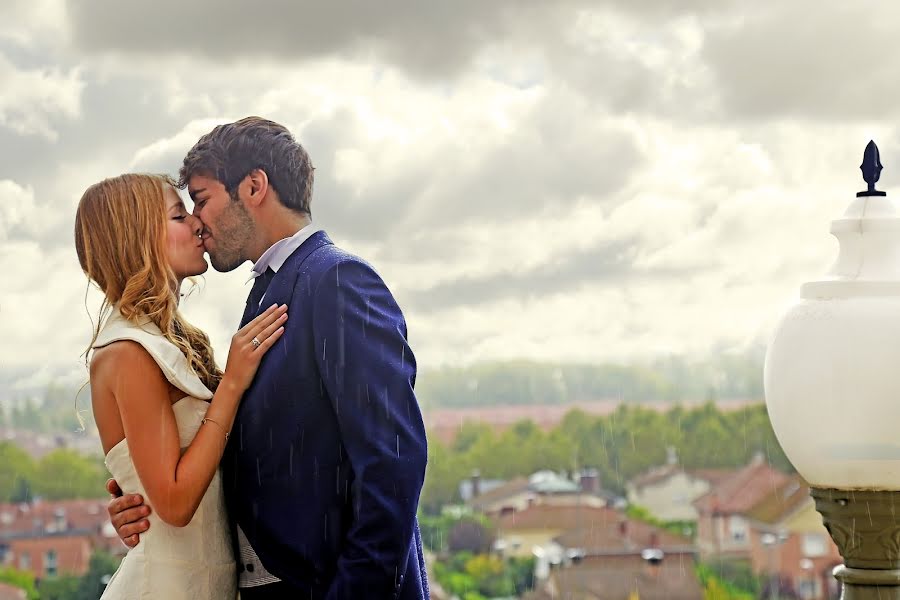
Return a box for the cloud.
[4,0,897,394]
[65,1,588,79]
[0,0,67,47]
[702,1,900,120]
[0,53,84,139]
[129,118,232,174]
[0,179,67,242]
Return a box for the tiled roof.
[458,478,507,502]
[629,464,681,490]
[468,471,596,510]
[630,465,734,491]
[743,476,810,525]
[0,582,26,600]
[495,504,620,533]
[0,498,110,540]
[468,477,531,510]
[555,520,694,555]
[693,460,789,515]
[687,468,733,486]
[540,556,703,600]
[495,504,694,554]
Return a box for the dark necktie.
[241,267,276,327]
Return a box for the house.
[495,502,703,598]
[493,504,623,560]
[553,516,695,560]
[626,447,731,522]
[523,554,704,600]
[744,476,841,600]
[493,503,694,561]
[458,469,506,503]
[0,498,121,581]
[466,469,610,516]
[692,454,789,560]
[0,582,26,600]
[5,535,92,578]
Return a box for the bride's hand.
[222,304,288,392]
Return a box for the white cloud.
[129,118,231,173]
[3,1,898,393]
[0,54,84,140]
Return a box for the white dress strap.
[93,309,213,401]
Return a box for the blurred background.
[1,1,897,598]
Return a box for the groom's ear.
[244,168,269,208]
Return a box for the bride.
[75,173,287,599]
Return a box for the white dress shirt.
[237,222,320,588]
[250,222,322,307]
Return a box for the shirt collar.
[250,222,322,279]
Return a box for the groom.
[106,117,429,599]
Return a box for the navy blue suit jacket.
[223,231,429,599]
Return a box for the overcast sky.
[2,1,898,395]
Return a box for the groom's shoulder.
[310,237,378,274]
[291,239,386,292]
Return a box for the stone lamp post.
[765,141,900,599]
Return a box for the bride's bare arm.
[95,304,287,527]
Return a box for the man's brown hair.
[178,116,314,214]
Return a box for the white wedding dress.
[95,310,237,599]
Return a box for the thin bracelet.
[201,417,230,442]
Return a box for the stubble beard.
[207,199,255,273]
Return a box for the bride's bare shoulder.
[91,340,164,386]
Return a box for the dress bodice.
[93,309,236,599]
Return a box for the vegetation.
[1,383,92,434]
[421,402,791,513]
[0,566,38,600]
[625,504,696,539]
[0,443,108,502]
[0,552,120,600]
[36,552,121,600]
[416,352,764,408]
[421,511,535,599]
[696,561,759,600]
[2,353,766,434]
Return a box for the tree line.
[420,402,791,514]
[4,351,765,431]
[0,443,107,502]
[415,352,764,408]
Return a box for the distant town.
[1,356,829,599]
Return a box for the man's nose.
[188,215,203,236]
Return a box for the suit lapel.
[243,230,334,323]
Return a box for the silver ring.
[251,337,261,349]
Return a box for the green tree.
[36,574,80,600]
[420,441,468,515]
[465,554,514,597]
[0,566,38,600]
[35,552,121,600]
[33,450,107,500]
[76,552,121,599]
[0,442,36,502]
[452,422,494,454]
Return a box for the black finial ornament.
[858,140,887,197]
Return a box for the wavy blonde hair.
[75,173,221,392]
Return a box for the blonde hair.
[74,173,221,391]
